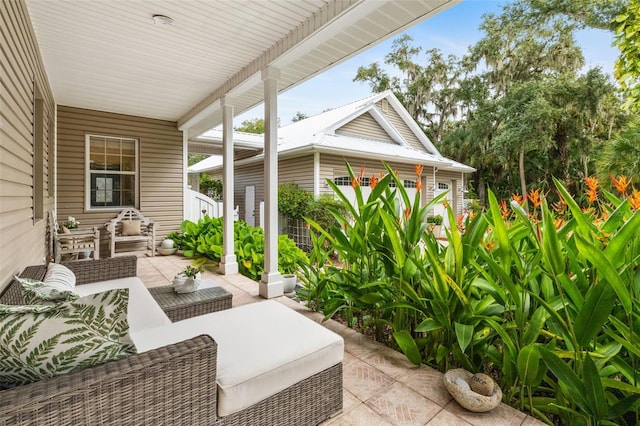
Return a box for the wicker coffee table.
[149,285,233,322]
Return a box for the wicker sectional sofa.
[0,257,343,425]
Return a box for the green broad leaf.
[392,330,422,365]
[415,318,442,333]
[378,209,405,268]
[487,190,512,270]
[454,322,473,353]
[436,344,448,363]
[358,293,383,304]
[583,354,607,419]
[540,202,564,277]
[517,344,541,386]
[604,209,640,267]
[574,233,632,314]
[602,378,640,394]
[553,178,594,240]
[574,281,616,348]
[522,306,547,346]
[539,347,590,414]
[609,395,640,420]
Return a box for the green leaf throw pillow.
[15,277,79,305]
[0,288,136,386]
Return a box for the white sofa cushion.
[132,300,344,417]
[74,277,170,333]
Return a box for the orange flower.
[379,172,384,179]
[628,190,640,210]
[456,215,464,231]
[416,179,422,192]
[584,176,599,192]
[483,239,495,252]
[350,178,358,189]
[394,170,400,178]
[554,218,564,230]
[370,175,378,189]
[415,164,424,177]
[527,188,544,209]
[442,200,449,209]
[552,198,567,215]
[500,200,510,220]
[610,175,630,195]
[404,207,411,220]
[586,188,598,205]
[512,194,524,205]
[360,166,366,179]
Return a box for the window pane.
[122,156,135,171]
[87,135,137,209]
[122,140,135,156]
[105,155,121,171]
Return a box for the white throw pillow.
[44,262,76,292]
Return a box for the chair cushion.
[121,220,141,236]
[0,288,136,386]
[131,300,344,417]
[74,277,171,333]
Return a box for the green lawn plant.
[167,216,308,281]
[300,162,640,425]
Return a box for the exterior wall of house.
[56,106,184,253]
[1,1,56,290]
[375,100,427,153]
[336,112,393,143]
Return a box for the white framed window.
[85,134,138,210]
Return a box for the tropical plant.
[300,160,640,424]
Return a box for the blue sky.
[235,0,619,126]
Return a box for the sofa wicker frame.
[0,257,343,425]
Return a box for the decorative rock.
[161,239,175,249]
[470,373,494,396]
[443,369,502,412]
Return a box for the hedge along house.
[190,91,474,229]
[1,0,461,298]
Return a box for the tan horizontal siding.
[335,112,393,143]
[57,105,183,254]
[279,155,314,192]
[1,0,55,290]
[376,100,428,153]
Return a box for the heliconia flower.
[394,170,399,177]
[552,198,567,215]
[499,200,509,220]
[584,176,599,192]
[527,188,544,208]
[610,175,631,195]
[628,190,640,210]
[512,194,524,205]
[350,178,358,189]
[404,207,411,220]
[370,175,378,189]
[586,188,598,205]
[483,239,494,252]
[415,164,423,177]
[554,218,564,230]
[379,172,384,179]
[456,215,464,231]
[360,166,366,178]
[416,179,422,192]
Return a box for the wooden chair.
[49,211,100,262]
[105,208,156,257]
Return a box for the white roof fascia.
[384,94,442,156]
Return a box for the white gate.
[244,185,255,226]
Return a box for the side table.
[149,285,233,322]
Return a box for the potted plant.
[173,264,203,293]
[426,215,443,237]
[281,273,297,293]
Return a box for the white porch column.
[259,67,283,298]
[182,131,189,221]
[219,96,238,275]
[313,151,320,198]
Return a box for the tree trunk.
[519,148,527,208]
[478,176,487,207]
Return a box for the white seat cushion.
[131,300,344,417]
[74,277,171,333]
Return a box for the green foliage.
[291,111,308,122]
[168,216,308,281]
[301,161,640,424]
[278,183,313,219]
[307,195,349,231]
[199,173,222,200]
[181,264,203,278]
[425,215,443,225]
[235,118,266,134]
[614,0,640,112]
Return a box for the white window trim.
[84,134,139,212]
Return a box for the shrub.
[168,216,308,281]
[278,183,313,219]
[200,173,222,200]
[425,214,443,225]
[307,195,348,231]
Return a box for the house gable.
[376,99,430,154]
[335,112,394,144]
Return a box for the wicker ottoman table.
[149,285,233,322]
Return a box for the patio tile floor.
[137,254,545,426]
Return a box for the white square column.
[259,67,283,298]
[219,96,238,275]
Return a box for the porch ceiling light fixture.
[152,14,173,25]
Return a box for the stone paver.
[138,254,541,426]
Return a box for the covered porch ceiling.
[26,0,460,144]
